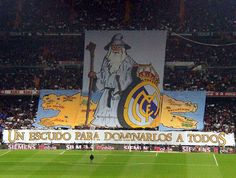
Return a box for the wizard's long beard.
[106,48,127,73]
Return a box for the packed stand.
[183,0,236,32]
[0,36,83,66]
[0,0,235,33]
[0,96,38,130]
[0,35,83,90]
[166,36,236,67]
[204,98,236,134]
[0,67,82,90]
[164,36,236,92]
[164,67,236,92]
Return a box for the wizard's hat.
[104,33,131,50]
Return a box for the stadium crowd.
[0,96,38,130]
[166,36,236,67]
[0,67,82,90]
[0,35,236,92]
[0,0,235,143]
[164,67,236,92]
[0,36,83,66]
[0,35,83,90]
[204,98,236,134]
[0,0,236,32]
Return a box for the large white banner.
[82,30,167,93]
[3,130,235,146]
[80,30,207,131]
[82,30,168,129]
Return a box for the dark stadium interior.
[0,0,235,147]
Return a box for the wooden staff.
[85,42,96,126]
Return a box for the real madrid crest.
[118,64,161,128]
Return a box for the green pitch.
[0,150,235,178]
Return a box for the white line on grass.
[89,154,146,156]
[0,160,216,167]
[156,152,158,157]
[60,150,66,155]
[58,161,216,167]
[0,150,11,157]
[58,152,207,157]
[213,154,219,167]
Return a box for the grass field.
[0,150,235,178]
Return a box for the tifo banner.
[34,31,206,130]
[160,91,206,130]
[82,30,166,129]
[3,130,235,146]
[34,90,96,128]
[34,90,206,130]
[82,30,167,93]
[80,30,206,130]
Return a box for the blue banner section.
[34,90,82,128]
[34,90,206,130]
[160,91,206,131]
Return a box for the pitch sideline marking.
[213,154,219,167]
[60,150,66,155]
[0,150,11,157]
[59,161,216,167]
[0,160,216,167]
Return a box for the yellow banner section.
[3,130,235,147]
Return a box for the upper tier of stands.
[0,0,236,32]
